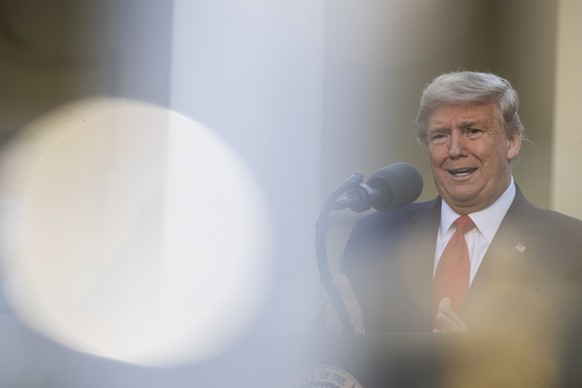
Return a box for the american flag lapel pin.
[515,242,526,253]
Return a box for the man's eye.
[430,134,447,143]
[467,128,482,136]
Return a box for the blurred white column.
[552,0,582,218]
[169,1,326,332]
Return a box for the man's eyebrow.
[456,119,486,128]
[428,119,487,130]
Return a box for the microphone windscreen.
[366,162,423,211]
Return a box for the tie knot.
[455,215,474,234]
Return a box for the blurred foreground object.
[0,97,272,367]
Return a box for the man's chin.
[441,192,482,212]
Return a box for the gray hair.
[416,71,524,145]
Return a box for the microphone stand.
[315,173,363,334]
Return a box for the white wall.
[552,0,582,218]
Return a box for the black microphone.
[333,162,423,212]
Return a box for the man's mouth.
[447,167,477,177]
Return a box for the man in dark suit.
[324,71,582,386]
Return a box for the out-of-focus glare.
[0,97,272,366]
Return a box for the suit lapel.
[462,187,541,322]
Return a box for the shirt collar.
[439,177,516,242]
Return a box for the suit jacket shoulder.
[481,186,582,278]
[342,199,440,261]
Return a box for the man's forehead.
[428,103,497,127]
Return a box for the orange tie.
[432,215,474,329]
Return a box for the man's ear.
[507,133,522,161]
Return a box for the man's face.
[426,103,521,214]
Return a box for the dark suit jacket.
[341,186,582,386]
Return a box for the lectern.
[224,333,548,388]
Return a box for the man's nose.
[448,131,466,158]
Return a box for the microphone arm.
[316,162,422,334]
[315,173,363,334]
[330,180,380,212]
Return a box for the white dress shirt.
[433,178,516,285]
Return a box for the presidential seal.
[281,364,363,388]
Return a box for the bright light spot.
[0,97,272,366]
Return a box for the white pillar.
[552,0,582,218]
